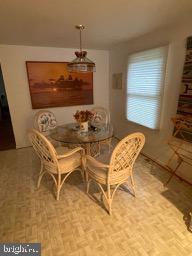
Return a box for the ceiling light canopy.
[67,25,96,73]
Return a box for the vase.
[80,121,88,132]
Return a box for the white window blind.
[126,46,167,129]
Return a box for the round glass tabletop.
[50,123,113,144]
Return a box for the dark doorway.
[0,66,16,150]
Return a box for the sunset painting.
[26,62,93,109]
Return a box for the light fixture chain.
[80,28,82,52]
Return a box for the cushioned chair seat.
[55,146,70,155]
[53,146,81,174]
[87,159,131,185]
[58,153,81,174]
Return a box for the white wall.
[109,21,192,182]
[0,45,109,148]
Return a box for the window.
[126,46,167,129]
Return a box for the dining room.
[1,1,192,256]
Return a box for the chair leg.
[37,162,45,188]
[85,171,91,193]
[97,183,113,215]
[107,184,112,215]
[87,179,91,194]
[130,174,136,197]
[56,174,61,201]
[80,168,85,183]
[81,156,86,184]
[56,187,61,201]
[55,169,82,200]
[85,170,88,183]
[37,172,46,188]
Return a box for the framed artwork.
[174,36,192,142]
[26,61,93,109]
[112,73,122,89]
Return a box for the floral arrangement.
[74,110,94,123]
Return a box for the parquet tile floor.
[0,145,192,256]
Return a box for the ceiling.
[0,0,192,50]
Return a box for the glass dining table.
[49,123,113,156]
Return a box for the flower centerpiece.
[74,110,94,132]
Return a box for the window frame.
[125,46,168,130]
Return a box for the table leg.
[84,142,100,157]
[85,143,91,155]
[90,142,100,157]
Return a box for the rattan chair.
[91,107,110,126]
[85,132,145,214]
[91,107,112,153]
[34,110,59,146]
[28,129,84,200]
[34,110,57,133]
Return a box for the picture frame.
[26,61,93,109]
[175,36,192,142]
[112,73,123,90]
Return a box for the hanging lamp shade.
[67,25,96,73]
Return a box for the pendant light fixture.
[67,25,96,73]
